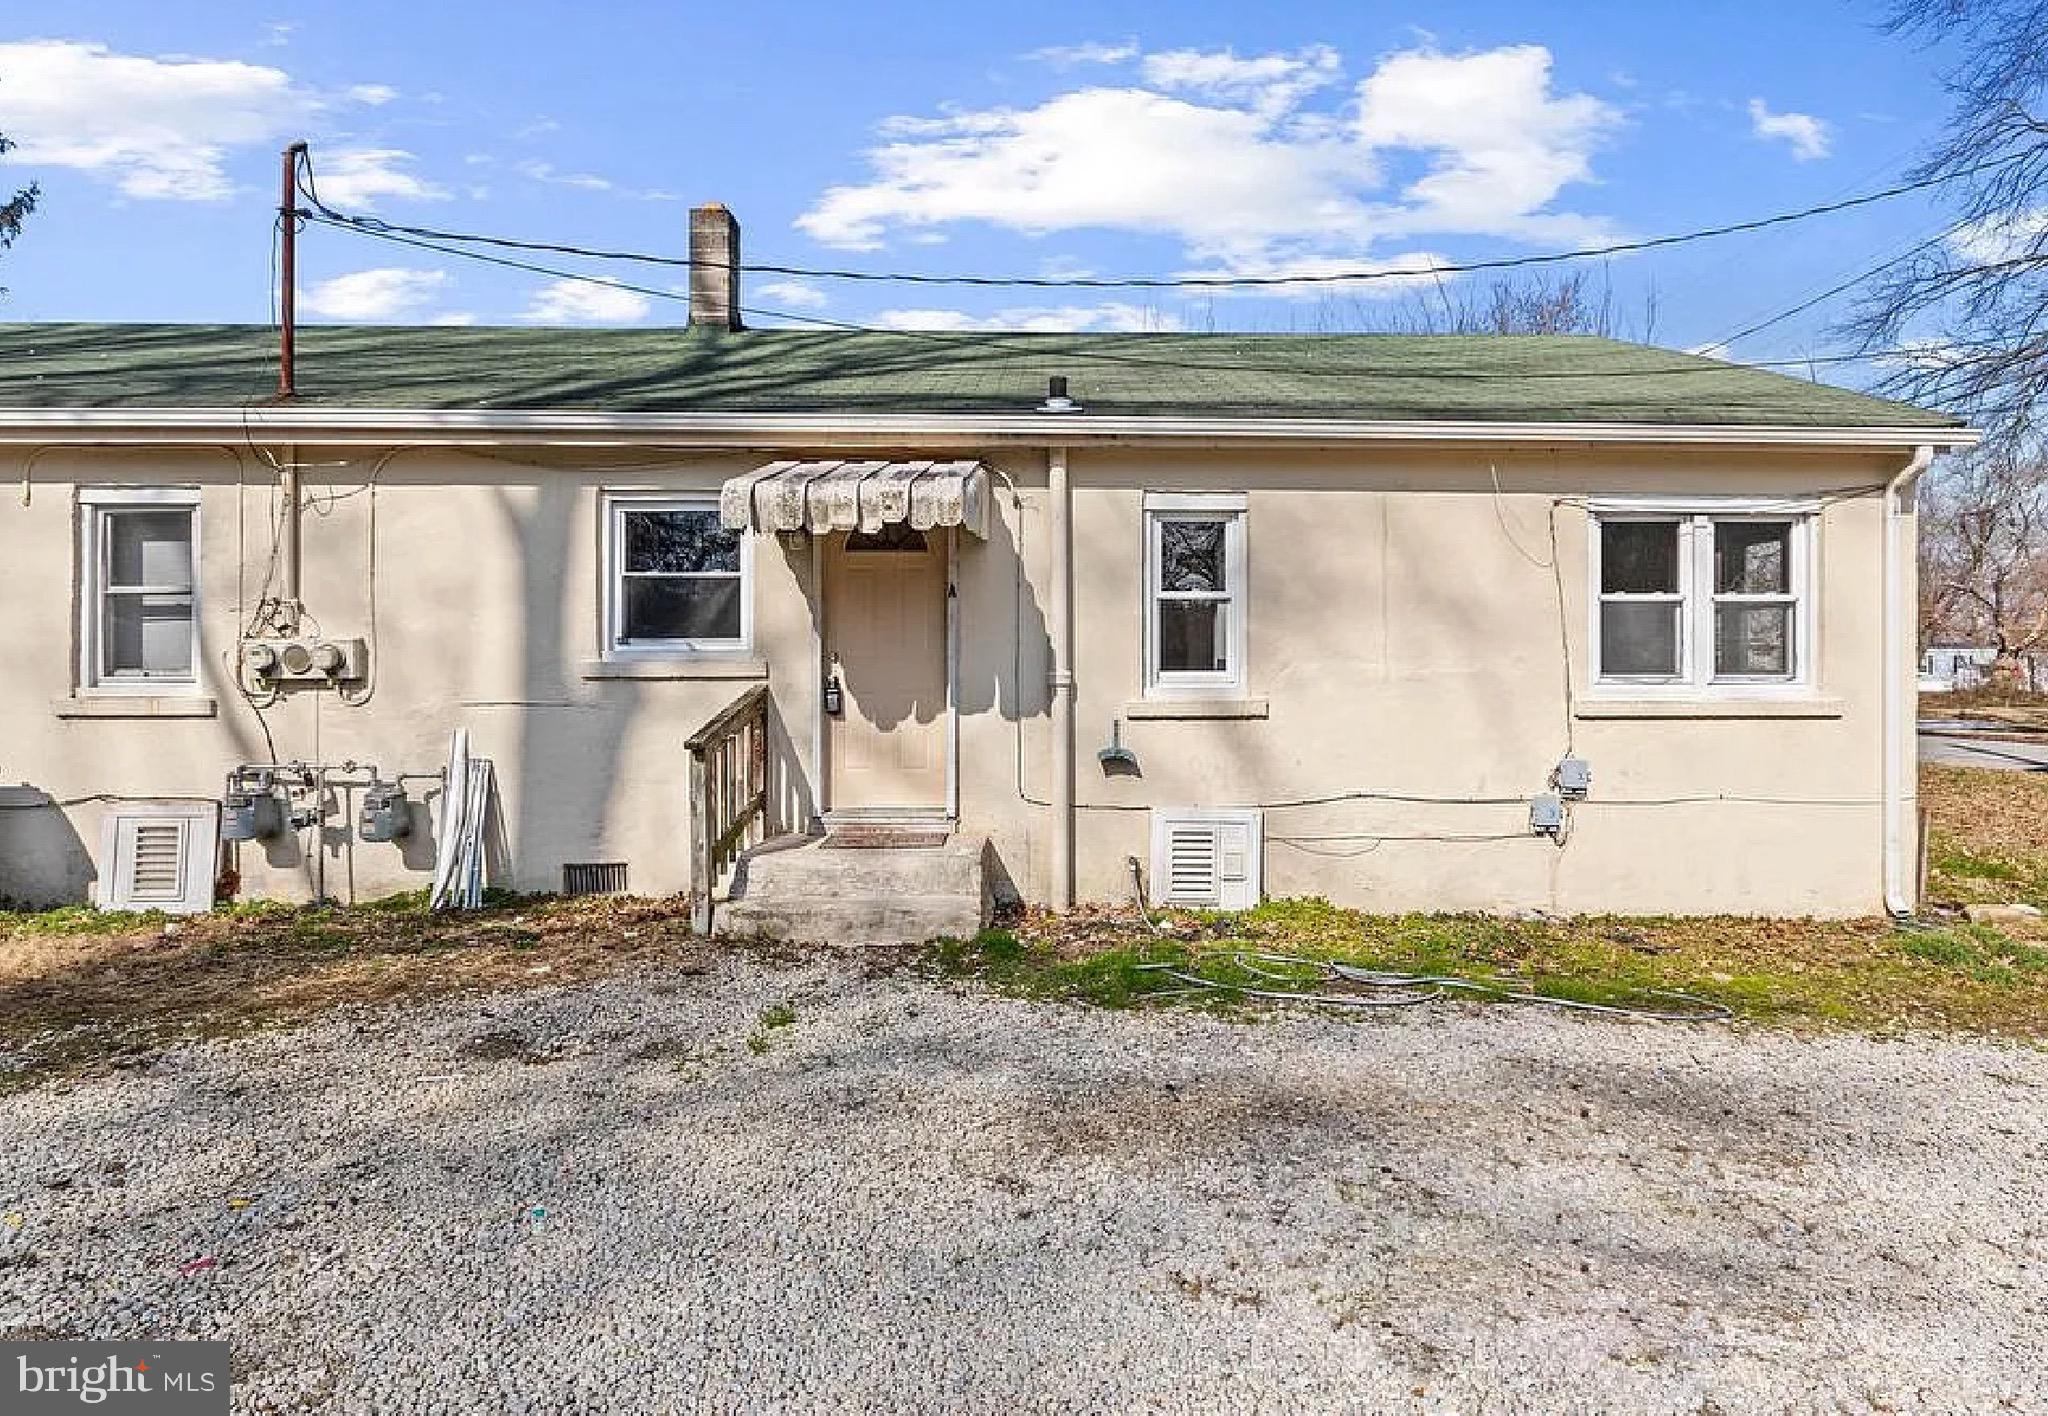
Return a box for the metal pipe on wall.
[1048,445,1075,909]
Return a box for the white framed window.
[1589,500,1815,694]
[78,488,201,694]
[603,493,751,657]
[1144,491,1248,698]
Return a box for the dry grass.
[934,898,2048,1040]
[1921,687,2048,730]
[7,764,2048,1089]
[928,764,2048,1042]
[0,894,701,1090]
[1922,765,2048,860]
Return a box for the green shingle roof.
[0,322,1962,428]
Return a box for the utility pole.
[278,141,307,399]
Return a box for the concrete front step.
[712,833,990,945]
[715,893,985,946]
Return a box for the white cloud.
[0,40,301,200]
[755,278,829,310]
[1140,44,1341,115]
[796,42,1619,284]
[801,88,1356,252]
[1353,46,1616,241]
[312,148,446,208]
[521,277,653,324]
[871,302,1179,332]
[1747,99,1831,161]
[512,158,676,201]
[1029,41,1138,68]
[1948,209,2048,263]
[1876,337,1970,373]
[346,83,399,106]
[300,267,447,320]
[430,311,478,326]
[0,40,400,202]
[518,159,613,191]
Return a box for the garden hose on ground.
[1123,855,1729,1022]
[1136,948,1733,1023]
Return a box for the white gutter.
[1047,446,1075,910]
[1883,443,1935,918]
[0,407,1981,451]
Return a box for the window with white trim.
[79,489,200,692]
[604,494,750,655]
[1592,509,1812,690]
[1144,492,1247,697]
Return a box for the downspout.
[1048,445,1075,909]
[1883,444,1934,918]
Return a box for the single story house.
[1919,643,2007,692]
[0,206,1976,936]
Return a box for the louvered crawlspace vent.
[128,823,186,902]
[1150,808,1263,911]
[562,862,629,897]
[98,802,218,914]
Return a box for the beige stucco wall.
[0,439,1913,917]
[1025,446,1905,916]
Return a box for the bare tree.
[1920,446,2048,668]
[1848,1,2048,449]
[1337,268,1660,338]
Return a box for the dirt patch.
[0,894,697,1088]
[456,1028,560,1065]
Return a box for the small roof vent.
[1037,375,1082,414]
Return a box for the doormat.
[823,828,950,850]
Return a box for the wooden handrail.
[686,684,770,752]
[687,684,771,934]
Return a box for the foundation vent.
[562,862,630,897]
[1150,808,1262,911]
[99,801,218,914]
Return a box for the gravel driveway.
[2,950,2044,1413]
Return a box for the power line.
[303,204,2016,395]
[1700,223,1963,355]
[301,213,687,305]
[295,148,2027,292]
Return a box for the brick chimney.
[689,204,742,330]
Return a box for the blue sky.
[0,1,1967,373]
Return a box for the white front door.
[824,528,949,814]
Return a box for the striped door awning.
[719,459,990,538]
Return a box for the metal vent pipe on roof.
[1038,375,1082,414]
